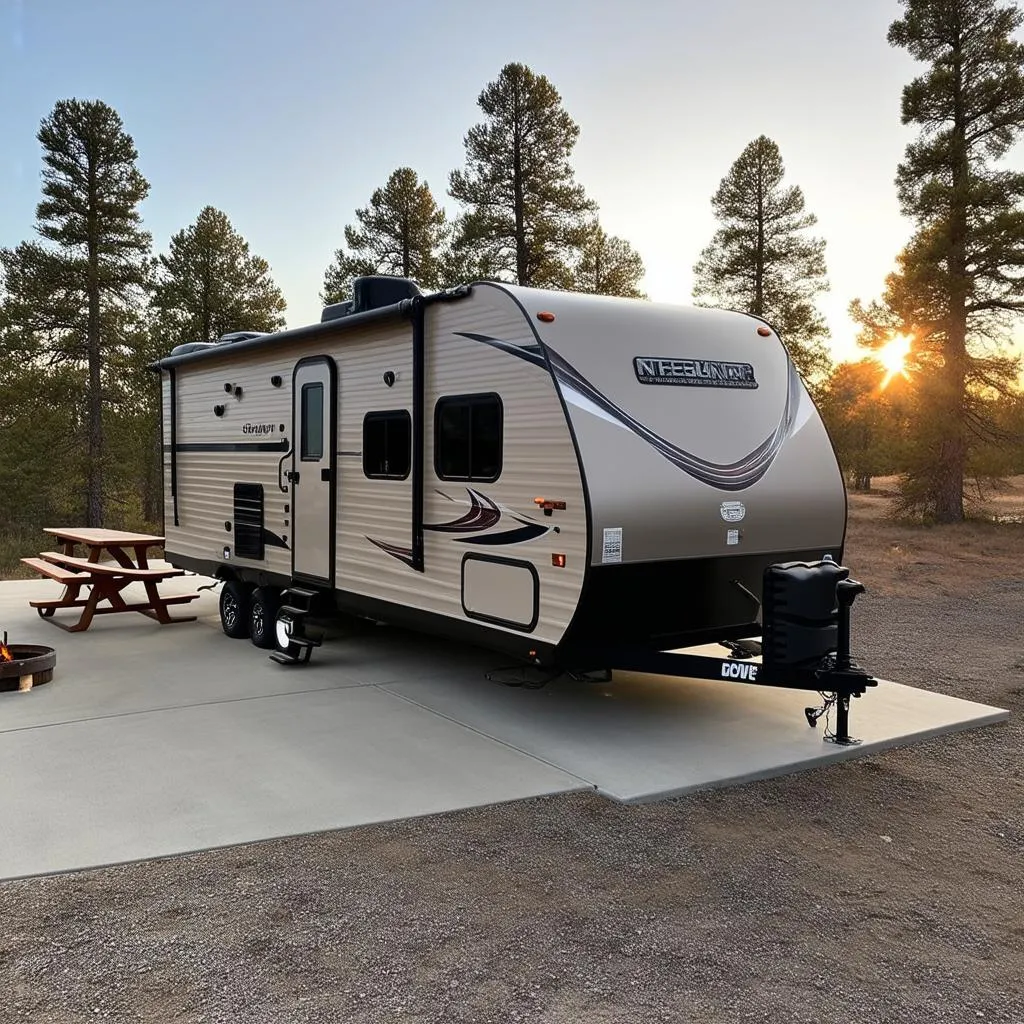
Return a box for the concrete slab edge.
[603,707,1010,805]
[0,785,589,884]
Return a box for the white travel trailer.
[155,277,876,741]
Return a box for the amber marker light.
[537,311,555,323]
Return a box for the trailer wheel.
[219,580,251,639]
[249,587,280,649]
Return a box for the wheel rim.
[252,601,265,638]
[223,593,239,630]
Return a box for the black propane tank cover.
[762,560,850,671]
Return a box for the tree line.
[1,0,1023,578]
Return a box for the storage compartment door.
[461,555,539,633]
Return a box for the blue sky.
[1,0,1017,361]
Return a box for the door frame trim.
[291,355,338,588]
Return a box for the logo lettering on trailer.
[633,357,758,389]
[721,661,759,681]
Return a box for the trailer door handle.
[286,470,300,484]
[320,468,332,482]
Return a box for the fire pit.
[0,632,56,692]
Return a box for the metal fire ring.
[0,644,57,692]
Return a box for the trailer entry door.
[291,357,336,584]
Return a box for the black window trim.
[300,381,324,462]
[362,409,413,480]
[433,391,503,483]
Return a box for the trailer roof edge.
[147,284,473,372]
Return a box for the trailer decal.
[367,487,553,566]
[424,488,501,533]
[458,331,802,493]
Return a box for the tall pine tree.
[322,168,449,303]
[0,99,151,526]
[571,220,647,298]
[152,206,286,345]
[876,0,1024,522]
[692,135,831,382]
[449,63,595,289]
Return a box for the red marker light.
[757,326,772,337]
[552,553,566,568]
[537,311,555,323]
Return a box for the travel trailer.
[154,277,876,741]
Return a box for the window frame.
[300,381,325,462]
[433,392,504,483]
[362,409,413,481]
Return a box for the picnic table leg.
[133,544,151,570]
[139,580,196,624]
[50,579,106,632]
[106,545,137,570]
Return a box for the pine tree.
[571,221,647,299]
[0,99,151,527]
[322,168,449,303]
[692,135,831,382]
[878,0,1024,522]
[449,63,596,289]
[152,206,286,344]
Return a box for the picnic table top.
[43,528,165,548]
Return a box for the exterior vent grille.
[233,483,264,559]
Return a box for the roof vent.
[217,331,266,344]
[169,341,219,357]
[321,300,354,323]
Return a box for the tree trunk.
[754,147,765,317]
[86,167,104,528]
[935,27,970,523]
[402,210,410,278]
[512,86,528,285]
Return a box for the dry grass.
[845,475,1024,598]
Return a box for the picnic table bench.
[21,528,199,633]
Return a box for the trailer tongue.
[567,557,877,745]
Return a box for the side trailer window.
[301,382,324,461]
[434,393,502,482]
[363,411,412,479]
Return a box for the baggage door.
[291,356,336,584]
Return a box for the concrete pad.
[0,575,1008,879]
[0,578,491,732]
[0,685,586,880]
[381,670,1008,803]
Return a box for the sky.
[0,0,1019,363]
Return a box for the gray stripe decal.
[459,331,799,492]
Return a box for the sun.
[877,333,912,389]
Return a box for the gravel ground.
[1,522,1022,1023]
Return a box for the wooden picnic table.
[21,528,199,633]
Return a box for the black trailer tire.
[220,580,251,639]
[250,587,281,649]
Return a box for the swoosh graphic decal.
[367,488,550,565]
[365,537,415,568]
[458,523,551,545]
[459,331,801,492]
[424,488,500,533]
[454,332,546,368]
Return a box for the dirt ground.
[1,490,1022,1024]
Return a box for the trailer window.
[363,411,411,479]
[301,382,324,461]
[434,394,502,482]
